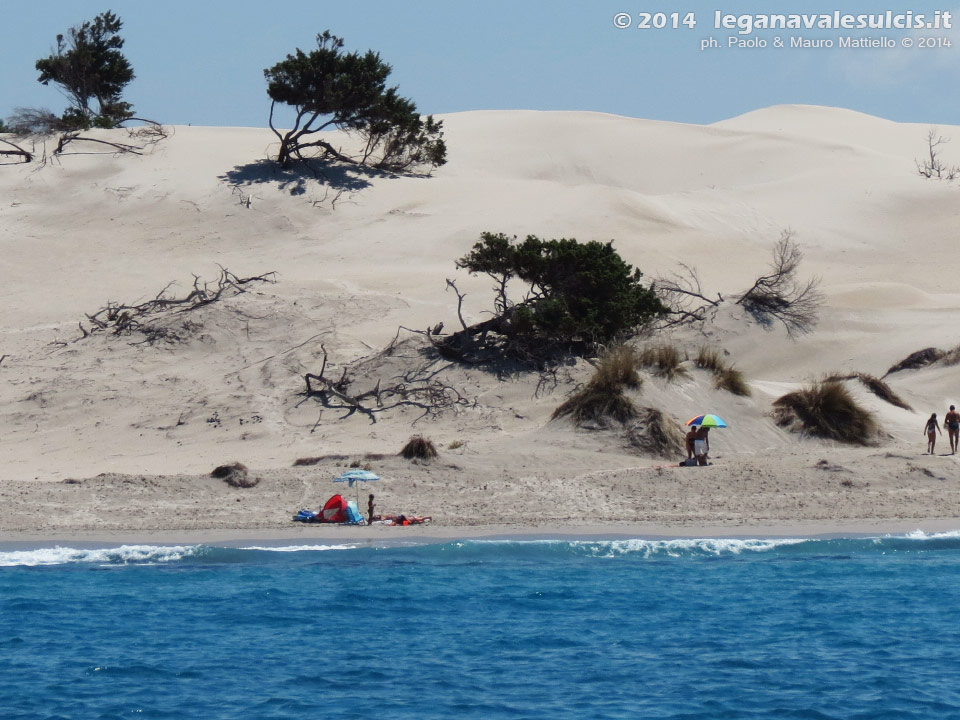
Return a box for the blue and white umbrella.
[334,469,380,506]
[334,469,380,487]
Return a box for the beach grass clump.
[211,461,259,488]
[714,366,751,396]
[401,435,439,460]
[885,347,944,375]
[941,344,960,366]
[856,373,911,411]
[637,344,689,381]
[593,345,642,390]
[553,346,642,427]
[694,347,724,372]
[695,346,751,396]
[772,381,877,444]
[625,407,685,458]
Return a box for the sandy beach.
[2,106,960,545]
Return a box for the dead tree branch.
[301,342,472,425]
[653,263,725,330]
[446,278,469,331]
[77,267,276,343]
[0,138,32,163]
[917,127,959,180]
[4,109,170,163]
[736,230,823,336]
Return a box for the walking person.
[945,405,960,455]
[924,413,942,455]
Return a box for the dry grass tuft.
[293,455,348,466]
[401,435,439,460]
[594,345,642,389]
[714,366,751,396]
[941,345,960,366]
[637,344,689,381]
[695,346,751,396]
[856,373,911,410]
[553,346,642,427]
[211,462,259,488]
[292,453,388,467]
[625,408,686,458]
[885,347,944,375]
[695,347,724,372]
[773,381,878,444]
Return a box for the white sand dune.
[1,104,959,538]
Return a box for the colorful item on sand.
[686,414,728,428]
[334,470,380,487]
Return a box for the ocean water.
[3,534,960,719]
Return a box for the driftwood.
[0,138,32,163]
[301,341,472,425]
[78,267,276,342]
[3,114,170,165]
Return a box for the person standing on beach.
[368,493,376,525]
[945,406,960,454]
[694,426,710,466]
[685,427,698,461]
[924,413,942,454]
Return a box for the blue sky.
[1,0,958,127]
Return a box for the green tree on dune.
[35,10,135,129]
[436,232,666,365]
[263,30,446,172]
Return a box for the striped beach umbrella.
[686,414,728,428]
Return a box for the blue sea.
[3,533,960,719]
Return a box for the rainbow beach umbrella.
[686,414,728,428]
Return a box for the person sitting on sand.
[945,406,960,455]
[924,413,942,454]
[694,426,710,466]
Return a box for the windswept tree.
[264,31,446,171]
[35,10,135,129]
[438,233,665,364]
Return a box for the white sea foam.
[900,529,960,540]
[237,544,359,552]
[0,544,199,567]
[574,537,808,558]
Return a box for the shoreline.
[3,517,960,550]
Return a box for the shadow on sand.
[219,158,388,197]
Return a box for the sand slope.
[1,105,959,535]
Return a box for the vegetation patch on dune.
[773,381,878,445]
[553,346,642,427]
[856,373,911,410]
[401,435,439,460]
[695,347,751,396]
[625,407,685,458]
[211,462,259,488]
[884,347,944,376]
[637,344,688,381]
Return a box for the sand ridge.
[1,105,959,539]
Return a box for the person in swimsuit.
[381,514,432,525]
[945,405,960,455]
[368,493,377,525]
[924,413,942,454]
[694,426,710,466]
[685,427,698,461]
